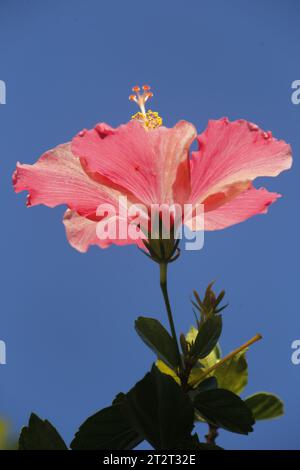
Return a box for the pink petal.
[190,118,292,205]
[63,210,110,252]
[63,210,146,253]
[72,120,196,206]
[187,186,281,231]
[13,143,129,216]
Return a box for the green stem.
[159,262,183,370]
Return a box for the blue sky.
[0,0,299,449]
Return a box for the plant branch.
[200,333,262,381]
[205,424,219,445]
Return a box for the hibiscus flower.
[13,85,292,252]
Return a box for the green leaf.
[213,350,248,395]
[71,398,142,450]
[190,316,222,360]
[186,325,199,344]
[19,413,68,450]
[195,377,218,393]
[156,327,221,388]
[112,392,126,405]
[123,364,195,449]
[187,326,247,394]
[135,317,179,369]
[156,359,181,384]
[186,327,221,362]
[244,392,284,421]
[179,326,221,387]
[189,377,218,404]
[194,389,255,435]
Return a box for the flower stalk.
[159,262,183,371]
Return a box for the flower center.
[129,85,163,129]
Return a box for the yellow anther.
[129,85,162,130]
[131,110,163,130]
